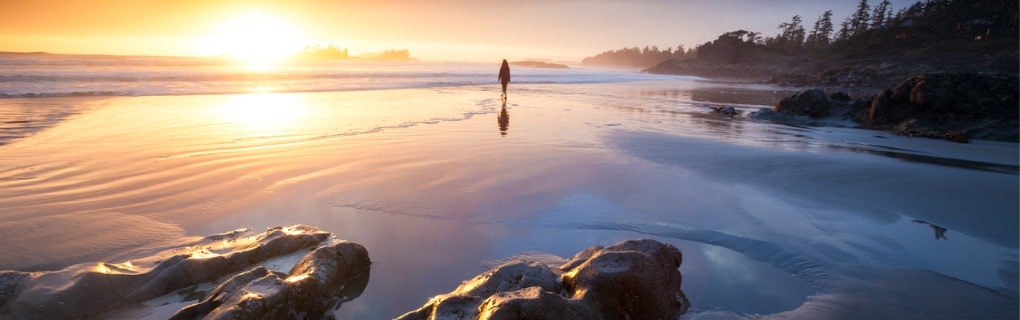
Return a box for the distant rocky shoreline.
[644,55,1015,91]
[641,45,1019,144]
[511,60,570,69]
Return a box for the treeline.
[710,0,1018,57]
[301,45,349,59]
[299,45,413,61]
[580,45,696,69]
[377,49,411,60]
[583,0,1018,68]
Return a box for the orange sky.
[0,0,913,62]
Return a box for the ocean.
[0,52,677,98]
[0,53,1017,319]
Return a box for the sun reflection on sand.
[215,93,309,132]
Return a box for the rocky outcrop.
[752,72,1019,143]
[169,241,370,320]
[0,225,371,320]
[396,239,690,320]
[853,72,1019,142]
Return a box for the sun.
[199,12,306,67]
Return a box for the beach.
[1,60,1018,318]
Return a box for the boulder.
[829,91,852,102]
[773,89,831,118]
[396,239,689,320]
[0,225,371,320]
[170,241,371,320]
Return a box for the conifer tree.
[872,0,891,29]
[837,19,852,41]
[778,15,806,50]
[848,0,871,35]
[818,10,834,45]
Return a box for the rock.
[0,271,30,308]
[396,260,563,320]
[170,241,371,320]
[0,225,371,320]
[762,72,1018,142]
[710,106,739,116]
[773,89,831,118]
[857,72,1019,142]
[829,91,852,102]
[396,239,689,320]
[563,239,690,319]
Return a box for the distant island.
[298,45,416,61]
[510,60,569,69]
[581,0,1018,89]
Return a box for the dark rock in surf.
[773,89,832,118]
[710,106,739,116]
[395,239,690,320]
[829,91,852,102]
[0,271,30,308]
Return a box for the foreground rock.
[750,72,1019,143]
[0,225,370,320]
[396,239,690,320]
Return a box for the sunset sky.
[1,0,915,62]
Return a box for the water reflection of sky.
[189,82,1018,318]
[8,79,1010,318]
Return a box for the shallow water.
[0,75,1017,319]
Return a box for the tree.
[746,31,762,44]
[777,15,806,51]
[872,0,891,29]
[848,0,871,35]
[836,19,852,42]
[807,10,835,47]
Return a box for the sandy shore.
[1,81,1017,318]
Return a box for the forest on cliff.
[581,0,1018,72]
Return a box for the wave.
[0,54,684,98]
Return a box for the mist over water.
[0,53,681,98]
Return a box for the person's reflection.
[497,100,509,136]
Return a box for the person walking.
[498,59,510,99]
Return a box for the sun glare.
[216,93,309,132]
[199,12,306,67]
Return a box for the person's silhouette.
[498,100,509,136]
[498,59,510,99]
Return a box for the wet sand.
[0,80,1016,318]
